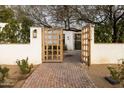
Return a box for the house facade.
[63,31,81,51]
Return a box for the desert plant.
[107,66,120,81]
[0,66,9,81]
[118,60,124,87]
[16,57,33,74]
[107,59,124,87]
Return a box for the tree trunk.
[64,21,67,29]
[67,18,70,30]
[112,21,118,43]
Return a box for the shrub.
[107,66,120,81]
[16,57,33,74]
[107,59,124,86]
[118,61,124,86]
[0,66,9,81]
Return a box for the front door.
[75,33,81,50]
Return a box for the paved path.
[22,51,96,88]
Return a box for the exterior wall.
[63,31,75,50]
[90,25,124,64]
[0,27,42,65]
[91,44,124,64]
[0,23,7,31]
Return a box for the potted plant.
[105,59,124,86]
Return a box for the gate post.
[90,24,95,65]
[90,24,95,46]
[30,27,42,64]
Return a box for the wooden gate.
[81,24,91,66]
[42,27,63,62]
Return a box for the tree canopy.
[0,5,124,43]
[0,6,14,22]
[0,6,33,43]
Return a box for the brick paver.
[22,51,96,88]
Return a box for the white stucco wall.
[64,31,75,50]
[0,23,7,31]
[0,23,7,27]
[0,27,42,65]
[90,25,124,64]
[91,44,124,64]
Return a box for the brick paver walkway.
[22,51,96,88]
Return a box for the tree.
[94,22,112,43]
[21,5,51,27]
[0,6,14,22]
[11,6,34,43]
[0,6,34,43]
[73,5,124,43]
[116,18,124,43]
[20,16,33,43]
[103,5,124,43]
[1,5,124,43]
[0,19,21,43]
[0,17,33,43]
[48,5,77,29]
[73,6,107,24]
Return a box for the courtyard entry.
[42,24,92,65]
[42,27,63,62]
[81,24,91,66]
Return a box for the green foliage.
[0,7,14,22]
[0,19,21,43]
[95,19,124,43]
[107,66,120,81]
[20,17,33,43]
[0,66,9,81]
[16,58,33,74]
[116,19,124,43]
[95,23,112,43]
[0,6,33,44]
[118,61,124,84]
[108,59,124,86]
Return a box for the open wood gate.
[81,24,91,66]
[42,27,63,62]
